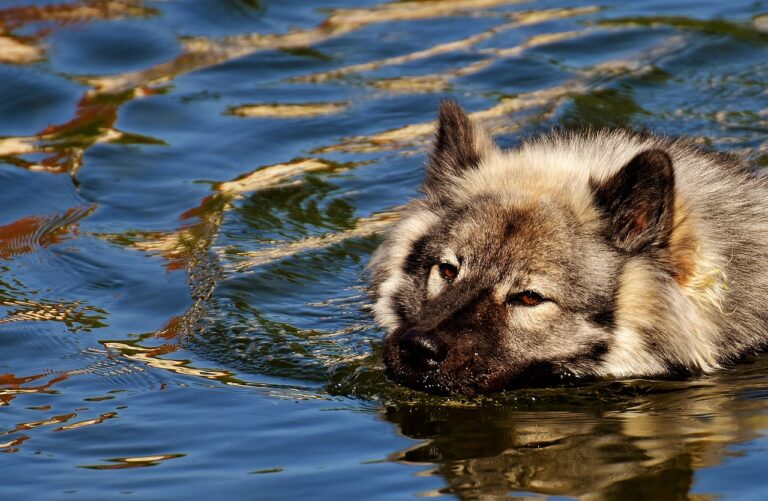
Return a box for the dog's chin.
[382,358,490,397]
[382,332,583,396]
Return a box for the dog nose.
[399,328,448,368]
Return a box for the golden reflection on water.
[102,340,235,381]
[0,372,69,406]
[0,374,124,455]
[293,6,599,86]
[0,205,95,259]
[0,0,682,179]
[0,1,156,65]
[0,0,540,174]
[93,152,388,382]
[0,435,31,452]
[0,87,161,174]
[98,157,356,270]
[80,453,185,470]
[234,211,399,270]
[0,301,105,330]
[0,2,163,173]
[100,336,329,401]
[80,0,529,95]
[318,33,688,155]
[227,102,349,118]
[0,0,761,182]
[53,411,117,432]
[0,0,618,175]
[0,36,43,65]
[0,0,155,28]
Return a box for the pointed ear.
[591,149,675,253]
[424,100,494,191]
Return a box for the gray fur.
[369,100,768,395]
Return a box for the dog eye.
[438,263,458,282]
[507,290,546,307]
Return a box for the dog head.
[370,101,677,395]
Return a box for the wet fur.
[369,100,768,395]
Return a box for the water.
[2,0,768,498]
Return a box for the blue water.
[2,0,768,498]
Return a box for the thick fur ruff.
[369,100,768,395]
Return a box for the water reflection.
[80,453,185,470]
[0,371,69,407]
[0,205,94,259]
[291,6,599,86]
[0,1,157,65]
[384,361,768,499]
[317,32,687,155]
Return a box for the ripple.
[0,205,94,260]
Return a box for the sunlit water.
[2,0,768,498]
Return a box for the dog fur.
[369,100,768,395]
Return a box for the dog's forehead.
[447,198,574,257]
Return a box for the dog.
[368,99,768,396]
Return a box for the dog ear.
[592,149,675,253]
[424,100,494,192]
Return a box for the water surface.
[2,0,768,498]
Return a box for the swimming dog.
[369,100,768,395]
